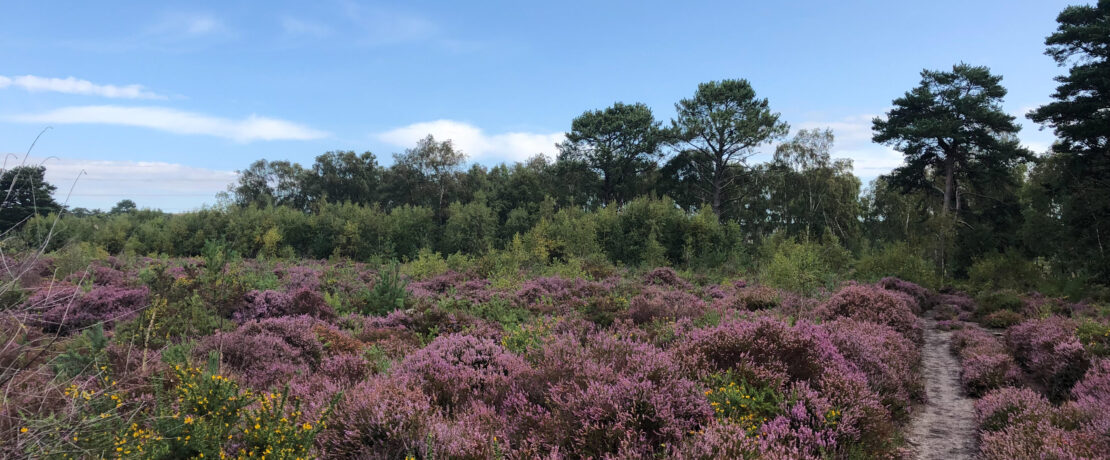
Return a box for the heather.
[2,252,963,458]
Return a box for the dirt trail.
[905,317,977,459]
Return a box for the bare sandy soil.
[904,317,978,459]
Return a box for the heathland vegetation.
[1,2,1108,458]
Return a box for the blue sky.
[0,0,1073,212]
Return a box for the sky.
[0,0,1075,212]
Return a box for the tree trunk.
[943,156,956,215]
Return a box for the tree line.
[5,1,1108,288]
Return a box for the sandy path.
[905,317,977,459]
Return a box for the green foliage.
[975,290,1024,317]
[1077,319,1110,358]
[703,370,785,432]
[981,310,1025,329]
[968,250,1047,292]
[403,248,449,281]
[113,295,227,350]
[52,322,110,380]
[362,263,410,316]
[501,316,557,354]
[0,165,62,230]
[854,242,938,288]
[236,389,337,459]
[759,234,850,295]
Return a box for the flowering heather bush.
[197,315,327,389]
[397,333,529,412]
[974,386,1110,459]
[713,285,781,312]
[676,317,892,453]
[40,285,149,334]
[505,332,711,458]
[1006,316,1090,400]
[234,288,336,322]
[950,327,1021,396]
[930,292,975,313]
[878,277,929,306]
[1073,358,1110,430]
[644,266,693,290]
[823,318,924,418]
[815,284,922,343]
[274,263,322,292]
[407,271,500,305]
[316,376,437,459]
[514,276,614,313]
[424,402,507,459]
[935,319,963,331]
[628,285,707,324]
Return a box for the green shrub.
[1077,319,1110,357]
[113,295,228,350]
[403,248,449,281]
[703,369,785,433]
[362,263,410,316]
[501,316,557,354]
[968,250,1047,292]
[976,290,1024,317]
[982,310,1024,329]
[854,242,938,288]
[52,322,110,380]
[759,234,850,295]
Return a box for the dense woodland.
[1,2,1109,459]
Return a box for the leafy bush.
[982,310,1024,329]
[967,250,1047,292]
[759,235,850,295]
[855,242,938,288]
[1077,319,1110,357]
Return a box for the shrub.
[951,327,1022,396]
[197,316,327,389]
[627,285,706,324]
[967,250,1046,292]
[315,377,436,459]
[759,235,849,296]
[975,289,1024,317]
[397,334,529,412]
[234,288,336,322]
[714,285,781,312]
[1076,319,1110,358]
[362,263,410,316]
[975,387,1051,432]
[508,333,711,458]
[41,285,149,334]
[855,243,938,288]
[878,276,930,305]
[981,310,1024,329]
[1006,316,1090,401]
[823,318,924,419]
[644,267,692,290]
[815,284,922,343]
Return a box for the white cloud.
[281,17,331,37]
[796,114,904,181]
[0,156,238,212]
[378,120,564,164]
[0,75,165,99]
[148,12,229,39]
[9,105,329,143]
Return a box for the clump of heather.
[930,291,975,314]
[677,317,893,454]
[644,266,693,290]
[234,288,336,322]
[274,263,323,292]
[40,285,149,334]
[407,271,500,305]
[975,385,1110,459]
[878,277,929,307]
[815,284,922,343]
[627,285,706,324]
[823,318,924,418]
[315,376,437,459]
[1006,316,1090,401]
[950,327,1022,396]
[396,334,529,413]
[514,276,614,313]
[713,285,781,312]
[505,332,711,458]
[197,315,329,389]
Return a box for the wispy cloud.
[378,120,564,163]
[341,2,439,45]
[9,106,329,143]
[281,17,331,37]
[0,75,165,99]
[147,12,230,39]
